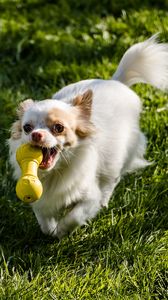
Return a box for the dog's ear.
[10,99,34,140]
[73,90,96,138]
[73,90,93,119]
[10,120,22,140]
[17,99,34,118]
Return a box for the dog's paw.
[100,199,108,208]
[56,222,68,240]
[39,218,58,237]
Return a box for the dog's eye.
[23,123,33,134]
[52,123,64,134]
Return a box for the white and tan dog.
[9,36,168,239]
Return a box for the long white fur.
[9,35,168,239]
[112,34,168,89]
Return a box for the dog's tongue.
[40,148,57,169]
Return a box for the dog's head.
[10,90,95,171]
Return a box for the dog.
[8,35,168,239]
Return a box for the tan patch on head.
[46,108,78,147]
[46,108,76,131]
[45,90,96,146]
[11,120,22,140]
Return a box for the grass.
[0,0,168,299]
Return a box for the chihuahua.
[9,35,168,239]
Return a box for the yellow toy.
[16,144,43,203]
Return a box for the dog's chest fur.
[32,144,98,217]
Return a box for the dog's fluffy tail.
[112,34,168,90]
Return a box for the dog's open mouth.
[39,147,58,169]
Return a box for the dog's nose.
[32,132,43,142]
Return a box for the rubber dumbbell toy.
[16,144,43,203]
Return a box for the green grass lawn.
[0,1,168,299]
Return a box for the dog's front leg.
[33,210,58,236]
[56,185,102,239]
[100,176,121,208]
